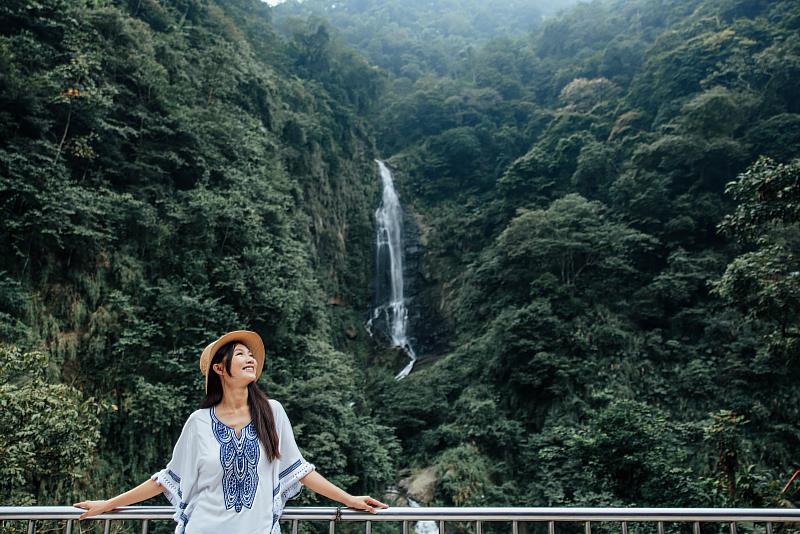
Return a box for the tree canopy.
[2,0,800,525]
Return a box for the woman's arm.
[73,478,165,520]
[300,470,388,513]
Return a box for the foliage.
[318,0,800,510]
[0,0,395,509]
[0,345,101,504]
[529,399,705,507]
[715,156,800,367]
[3,0,800,518]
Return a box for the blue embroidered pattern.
[210,407,260,513]
[279,459,302,479]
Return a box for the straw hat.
[199,330,265,392]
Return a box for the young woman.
[74,330,388,534]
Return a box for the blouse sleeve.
[151,413,198,533]
[273,400,316,505]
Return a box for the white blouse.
[151,399,316,534]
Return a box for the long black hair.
[200,341,281,461]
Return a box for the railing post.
[658,522,664,534]
[292,519,299,534]
[730,522,737,534]
[27,519,35,534]
[693,522,700,534]
[477,520,482,534]
[548,521,555,534]
[622,522,628,534]
[439,519,445,534]
[103,518,111,534]
[585,521,591,534]
[330,520,336,534]
[403,520,409,534]
[366,521,372,534]
[513,520,519,534]
[766,523,773,534]
[141,519,149,534]
[64,519,73,534]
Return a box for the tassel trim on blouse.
[152,468,190,534]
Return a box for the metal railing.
[1,507,799,534]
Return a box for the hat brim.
[201,330,265,392]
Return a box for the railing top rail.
[1,507,799,522]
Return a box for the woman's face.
[214,342,257,388]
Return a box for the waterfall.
[368,160,417,380]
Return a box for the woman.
[74,330,389,533]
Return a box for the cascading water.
[367,160,417,380]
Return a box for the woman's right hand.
[73,499,113,520]
[72,478,163,520]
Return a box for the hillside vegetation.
[1,0,799,524]
[277,0,800,510]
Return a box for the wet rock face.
[400,208,450,358]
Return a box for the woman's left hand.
[346,495,389,513]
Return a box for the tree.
[527,399,705,507]
[0,345,101,504]
[715,157,800,350]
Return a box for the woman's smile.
[231,344,257,377]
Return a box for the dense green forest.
[275,0,800,511]
[0,0,395,512]
[2,0,800,530]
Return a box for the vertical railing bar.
[366,520,372,534]
[693,522,700,534]
[330,520,336,534]
[103,518,111,534]
[292,519,299,534]
[27,519,35,534]
[548,521,555,534]
[657,522,664,534]
[622,522,628,534]
[403,520,409,534]
[64,519,73,534]
[585,521,592,534]
[730,522,737,534]
[513,520,519,534]
[766,523,773,534]
[477,520,483,534]
[141,519,149,534]
[439,520,445,534]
